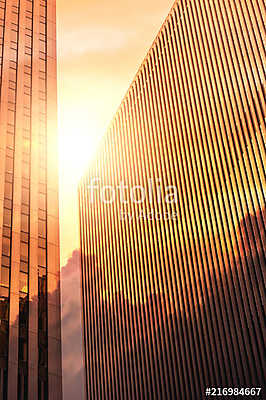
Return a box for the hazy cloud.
[60,27,136,56]
[61,250,85,400]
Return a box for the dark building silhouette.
[79,0,265,399]
[0,0,62,399]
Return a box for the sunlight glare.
[58,105,103,184]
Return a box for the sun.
[58,105,103,184]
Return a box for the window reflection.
[0,267,9,288]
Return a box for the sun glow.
[58,105,103,184]
[58,104,104,266]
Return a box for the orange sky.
[57,0,174,267]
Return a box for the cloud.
[61,250,85,400]
[57,0,174,59]
[59,26,136,56]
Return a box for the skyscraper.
[0,1,62,399]
[79,0,265,399]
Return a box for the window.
[4,199,12,210]
[39,183,46,194]
[39,168,46,183]
[0,291,9,322]
[38,248,46,267]
[38,266,46,278]
[5,156,13,173]
[1,267,10,288]
[38,209,46,220]
[2,237,11,257]
[3,209,11,227]
[21,232,29,244]
[38,238,46,249]
[1,256,10,268]
[22,152,30,163]
[3,227,11,238]
[22,187,30,205]
[6,133,14,148]
[4,181,12,199]
[23,138,30,153]
[22,162,30,178]
[20,261,28,274]
[19,272,28,294]
[39,193,46,210]
[38,220,46,238]
[5,172,13,183]
[22,178,30,189]
[21,204,29,215]
[20,242,28,262]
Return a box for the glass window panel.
[21,204,29,215]
[0,286,9,299]
[20,232,29,243]
[38,220,46,238]
[4,182,12,199]
[38,237,46,249]
[6,133,14,148]
[0,292,9,322]
[19,272,28,294]
[39,168,46,183]
[2,237,10,257]
[9,67,16,81]
[3,227,11,238]
[20,242,28,262]
[23,128,30,139]
[38,248,46,267]
[5,156,13,172]
[4,199,12,210]
[20,261,28,273]
[21,187,30,204]
[21,214,29,233]
[18,337,28,363]
[1,256,10,268]
[22,178,30,188]
[38,209,46,220]
[20,262,28,274]
[25,35,32,48]
[38,266,46,278]
[24,115,31,130]
[3,209,11,227]
[39,183,46,194]
[22,162,30,178]
[19,294,28,328]
[7,109,15,125]
[38,275,47,318]
[23,138,30,153]
[22,152,30,163]
[1,267,10,288]
[39,193,46,210]
[8,102,15,112]
[5,172,13,183]
[6,146,13,156]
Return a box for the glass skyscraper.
[79,0,265,398]
[0,1,62,399]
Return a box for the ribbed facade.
[0,1,62,399]
[79,0,265,399]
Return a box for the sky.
[56,1,175,399]
[57,0,174,267]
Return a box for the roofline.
[105,0,178,131]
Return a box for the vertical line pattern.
[79,1,266,399]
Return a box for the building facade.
[79,0,265,399]
[0,1,62,399]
